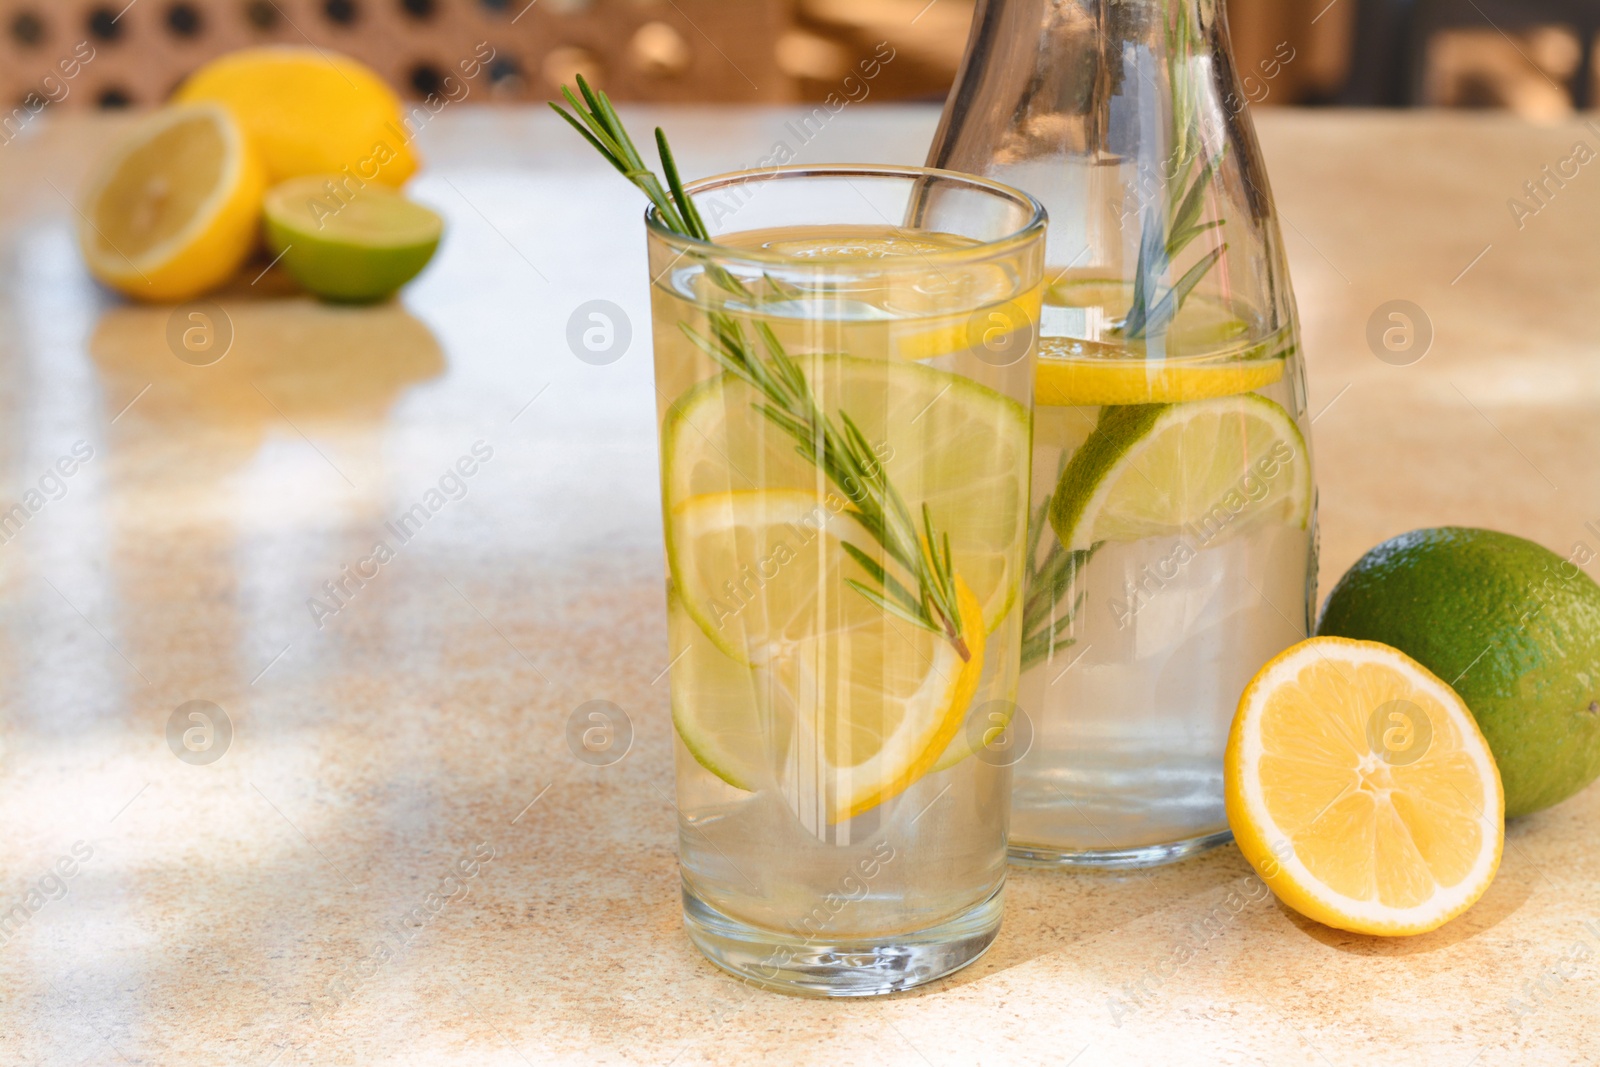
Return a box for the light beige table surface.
[0,106,1597,1066]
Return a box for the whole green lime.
[1318,527,1600,818]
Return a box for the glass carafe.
[928,0,1318,867]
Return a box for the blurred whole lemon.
[173,47,418,187]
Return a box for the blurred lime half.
[264,175,442,303]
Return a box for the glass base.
[681,882,1004,998]
[1008,828,1234,870]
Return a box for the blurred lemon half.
[174,47,418,186]
[77,103,265,302]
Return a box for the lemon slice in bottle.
[1225,636,1504,936]
[667,489,986,822]
[1035,279,1285,406]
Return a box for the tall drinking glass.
[649,166,1045,995]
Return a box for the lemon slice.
[1036,279,1284,406]
[1034,339,1286,407]
[663,355,1029,647]
[1049,393,1311,552]
[1226,637,1504,935]
[668,489,986,822]
[77,104,266,302]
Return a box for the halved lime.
[662,354,1030,657]
[263,175,442,303]
[1049,394,1311,552]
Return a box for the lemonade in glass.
[648,165,1044,995]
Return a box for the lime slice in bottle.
[667,488,987,821]
[263,175,442,302]
[662,354,1029,652]
[1049,394,1312,552]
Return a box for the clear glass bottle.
[928,0,1318,867]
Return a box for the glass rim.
[643,163,1048,267]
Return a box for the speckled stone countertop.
[0,107,1597,1065]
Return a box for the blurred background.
[1,0,1598,121]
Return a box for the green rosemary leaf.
[1165,156,1216,259]
[1020,614,1078,671]
[1140,243,1228,339]
[847,579,940,633]
[1168,217,1224,254]
[548,102,623,176]
[1124,208,1169,339]
[841,542,925,621]
[657,128,710,242]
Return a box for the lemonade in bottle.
[929,0,1318,865]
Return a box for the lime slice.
[667,587,766,793]
[668,489,987,821]
[263,175,442,303]
[1049,394,1311,552]
[663,354,1029,654]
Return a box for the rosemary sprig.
[1119,1,1228,342]
[551,77,972,659]
[1019,490,1098,670]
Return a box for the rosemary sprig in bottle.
[551,77,972,660]
[1120,0,1227,342]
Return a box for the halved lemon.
[667,489,986,822]
[663,355,1029,648]
[77,104,266,302]
[1225,637,1504,936]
